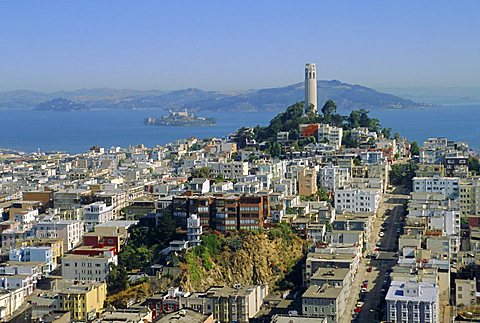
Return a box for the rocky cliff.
[179,225,306,292]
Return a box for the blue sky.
[0,1,479,92]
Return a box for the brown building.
[298,167,317,197]
[171,194,268,232]
[23,190,54,211]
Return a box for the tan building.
[207,285,268,323]
[298,167,317,197]
[460,179,480,217]
[57,281,106,321]
[456,278,477,307]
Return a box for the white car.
[379,232,385,237]
[356,301,364,308]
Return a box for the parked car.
[379,232,385,237]
[356,301,364,308]
[367,266,373,272]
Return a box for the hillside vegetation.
[179,225,306,292]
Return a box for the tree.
[321,100,337,116]
[381,127,392,139]
[316,188,330,201]
[191,166,212,179]
[410,141,420,156]
[107,264,128,294]
[468,156,480,175]
[347,111,360,129]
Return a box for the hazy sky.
[1,1,479,92]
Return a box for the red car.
[367,266,373,272]
[354,307,362,313]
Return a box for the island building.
[305,63,317,114]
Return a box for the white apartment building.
[35,218,83,251]
[334,188,381,214]
[318,165,350,192]
[206,161,249,179]
[62,252,117,282]
[386,281,439,323]
[83,202,114,232]
[318,124,343,149]
[0,287,25,321]
[413,176,460,199]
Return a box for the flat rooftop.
[302,284,343,299]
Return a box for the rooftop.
[302,284,343,299]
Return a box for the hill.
[179,226,306,292]
[0,80,428,112]
[35,98,87,111]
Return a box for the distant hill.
[0,80,429,112]
[35,98,87,111]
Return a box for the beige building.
[460,179,480,217]
[298,167,317,197]
[456,278,477,307]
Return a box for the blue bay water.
[370,104,480,151]
[0,105,479,153]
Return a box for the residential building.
[298,167,317,197]
[455,278,476,307]
[318,165,350,192]
[35,218,83,251]
[302,284,347,323]
[317,124,343,149]
[386,281,438,323]
[61,252,117,282]
[334,188,381,214]
[83,202,114,231]
[57,281,106,322]
[413,176,460,199]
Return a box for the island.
[144,110,216,127]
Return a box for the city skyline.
[0,1,479,92]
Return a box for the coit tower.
[304,63,317,114]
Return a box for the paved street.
[340,190,409,322]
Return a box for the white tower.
[305,63,317,114]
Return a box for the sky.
[0,1,479,92]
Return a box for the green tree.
[191,166,212,179]
[316,188,330,201]
[107,264,128,294]
[468,156,480,175]
[321,100,337,116]
[410,141,420,156]
[381,127,392,139]
[347,111,360,129]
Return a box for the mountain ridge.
[0,80,430,112]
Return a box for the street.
[340,191,409,322]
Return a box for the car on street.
[396,228,401,233]
[376,241,382,247]
[356,301,364,308]
[379,232,385,237]
[367,266,373,272]
[354,307,362,313]
[361,287,367,293]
